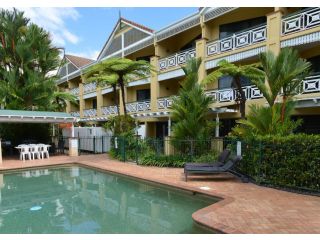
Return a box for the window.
[218,76,251,89]
[219,16,266,39]
[136,89,150,101]
[307,55,320,74]
[92,99,97,109]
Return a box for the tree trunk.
[233,76,247,119]
[119,78,127,116]
[113,84,120,117]
[281,95,287,123]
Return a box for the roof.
[65,54,94,68]
[0,110,76,123]
[120,17,154,33]
[97,17,154,60]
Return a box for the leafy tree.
[82,58,152,115]
[0,8,76,110]
[252,47,311,122]
[232,101,302,138]
[203,60,264,119]
[171,58,214,141]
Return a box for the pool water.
[0,166,216,234]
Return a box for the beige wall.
[126,84,150,102]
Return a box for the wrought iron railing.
[126,100,151,113]
[282,7,320,35]
[206,25,267,56]
[70,87,79,95]
[101,105,118,116]
[157,97,174,110]
[83,108,97,117]
[158,48,196,71]
[84,82,97,94]
[70,111,80,117]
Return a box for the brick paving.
[0,154,319,234]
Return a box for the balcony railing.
[126,100,151,113]
[70,111,80,117]
[206,25,267,57]
[84,82,97,94]
[300,74,320,94]
[70,87,79,95]
[157,97,174,110]
[158,48,196,71]
[101,105,118,116]
[83,108,97,117]
[282,8,320,35]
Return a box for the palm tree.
[252,48,311,122]
[82,58,152,116]
[203,60,265,119]
[171,58,214,141]
[0,8,71,111]
[232,102,302,137]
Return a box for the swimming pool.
[0,166,216,233]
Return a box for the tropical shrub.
[227,135,320,192]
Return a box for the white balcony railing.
[70,111,80,117]
[83,108,97,117]
[282,8,320,35]
[70,87,79,95]
[101,105,118,116]
[300,74,320,94]
[207,25,267,57]
[126,100,151,113]
[84,82,97,94]
[157,97,174,110]
[158,48,196,71]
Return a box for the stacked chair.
[17,144,50,161]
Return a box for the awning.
[0,109,76,123]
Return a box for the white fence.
[62,127,113,153]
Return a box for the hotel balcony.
[70,87,80,95]
[281,8,320,36]
[126,100,151,113]
[70,111,80,117]
[157,97,174,110]
[206,24,267,57]
[101,105,118,116]
[158,48,196,71]
[83,108,97,118]
[83,82,97,94]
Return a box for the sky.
[17,7,198,60]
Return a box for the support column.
[0,138,2,164]
[215,113,219,137]
[168,117,171,137]
[266,9,284,55]
[79,83,85,118]
[150,56,160,112]
[196,38,208,82]
[96,87,103,117]
[66,83,72,113]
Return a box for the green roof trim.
[0,109,76,123]
[0,109,73,118]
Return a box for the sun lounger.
[184,149,231,168]
[184,155,242,181]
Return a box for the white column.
[215,113,220,137]
[71,123,75,138]
[168,117,171,137]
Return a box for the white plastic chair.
[20,145,31,161]
[30,144,41,160]
[39,144,50,159]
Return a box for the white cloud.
[14,7,81,47]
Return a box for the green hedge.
[233,134,320,192]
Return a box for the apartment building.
[57,7,320,138]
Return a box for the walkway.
[0,154,319,234]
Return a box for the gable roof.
[65,54,95,68]
[97,17,154,60]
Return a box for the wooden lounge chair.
[184,155,242,181]
[184,149,231,168]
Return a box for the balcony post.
[66,82,71,113]
[266,9,284,55]
[196,38,208,83]
[79,83,85,118]
[150,56,160,112]
[96,86,103,117]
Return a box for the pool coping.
[0,159,241,234]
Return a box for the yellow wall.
[126,84,150,102]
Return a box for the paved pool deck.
[0,154,319,234]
